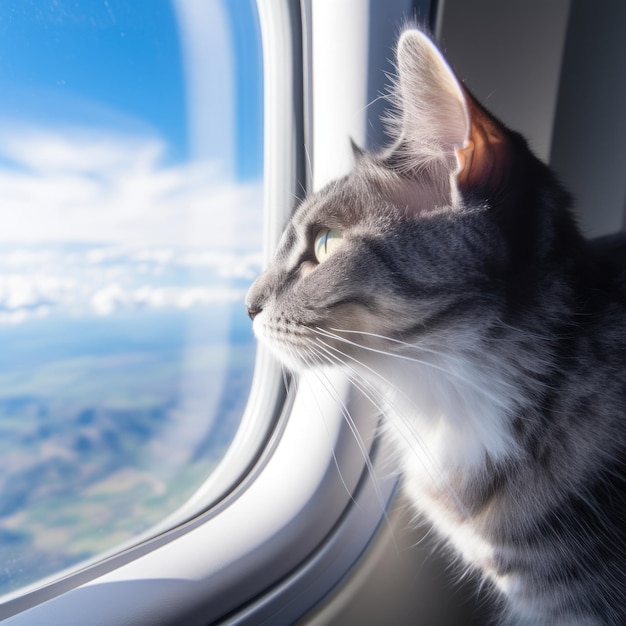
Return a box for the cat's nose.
[247,306,262,321]
[245,278,265,321]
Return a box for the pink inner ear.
[456,89,511,193]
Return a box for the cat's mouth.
[251,308,384,376]
[251,313,324,372]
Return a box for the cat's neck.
[357,328,532,479]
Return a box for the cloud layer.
[0,244,262,324]
[0,127,263,250]
[0,127,264,324]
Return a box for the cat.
[245,28,626,625]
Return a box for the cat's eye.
[314,228,344,263]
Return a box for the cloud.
[0,274,76,311]
[79,245,263,279]
[0,273,77,324]
[176,250,263,279]
[132,249,175,265]
[0,127,263,251]
[0,242,263,324]
[0,249,58,268]
[0,123,265,325]
[90,283,245,316]
[0,307,50,325]
[0,129,164,176]
[90,283,129,316]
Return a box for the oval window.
[0,0,263,597]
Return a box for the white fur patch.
[373,345,519,475]
[355,339,523,577]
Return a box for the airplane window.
[0,0,263,598]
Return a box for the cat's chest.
[371,354,518,475]
[400,447,497,572]
[369,359,515,573]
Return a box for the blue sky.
[0,1,187,159]
[0,0,262,176]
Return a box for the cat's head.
[246,29,557,372]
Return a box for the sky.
[0,1,187,159]
[0,0,263,173]
[0,0,264,323]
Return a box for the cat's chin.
[255,335,332,374]
[263,344,332,375]
[252,329,306,373]
[267,350,308,374]
[252,316,322,373]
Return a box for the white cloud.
[90,283,130,316]
[0,249,57,268]
[80,245,263,279]
[0,241,262,324]
[85,247,130,265]
[0,270,250,323]
[0,127,263,251]
[0,122,264,324]
[0,129,164,176]
[0,305,51,324]
[132,248,175,265]
[175,286,243,308]
[0,274,76,311]
[89,282,245,317]
[90,283,245,316]
[177,250,263,279]
[133,286,167,308]
[0,273,77,323]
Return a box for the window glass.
[0,0,263,596]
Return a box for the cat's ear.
[391,30,510,195]
[393,29,469,164]
[455,88,511,194]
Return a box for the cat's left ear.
[392,29,511,195]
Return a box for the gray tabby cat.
[245,29,626,625]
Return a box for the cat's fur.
[246,29,626,625]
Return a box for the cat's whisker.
[298,347,363,508]
[307,344,378,472]
[314,326,468,380]
[320,326,515,398]
[359,92,388,114]
[304,143,314,192]
[312,336,449,472]
[312,336,471,519]
[280,364,291,394]
[305,349,380,484]
[307,344,402,550]
[314,326,514,412]
[313,338,436,457]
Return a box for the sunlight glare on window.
[0,0,263,597]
